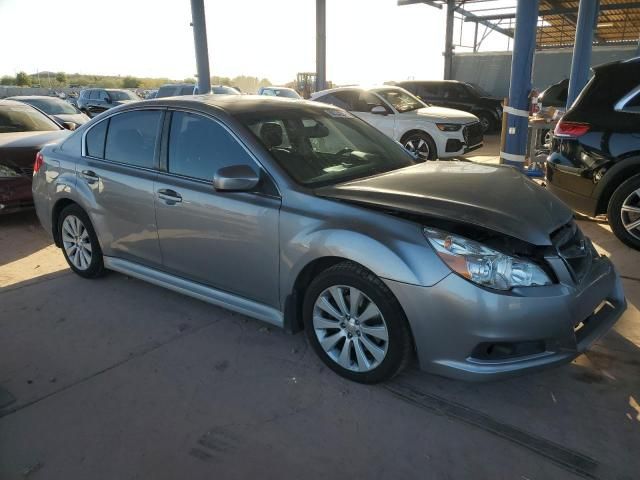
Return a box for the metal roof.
[401,1,640,49]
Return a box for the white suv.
[312,86,482,160]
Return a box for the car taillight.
[554,120,590,138]
[33,152,44,174]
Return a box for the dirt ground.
[1,210,639,480]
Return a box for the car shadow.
[0,210,53,267]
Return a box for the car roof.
[312,85,405,97]
[128,94,333,115]
[0,99,37,107]
[5,95,64,101]
[594,56,640,73]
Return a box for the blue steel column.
[190,0,211,95]
[316,0,327,92]
[501,0,539,169]
[566,0,600,108]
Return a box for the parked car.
[156,83,240,98]
[0,100,69,213]
[311,86,482,160]
[145,90,158,100]
[7,95,90,129]
[32,95,625,383]
[547,58,640,250]
[538,78,569,117]
[394,80,502,133]
[77,88,140,117]
[258,86,301,99]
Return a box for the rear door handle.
[81,170,99,183]
[157,188,182,204]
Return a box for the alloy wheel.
[621,188,640,240]
[479,115,490,132]
[61,215,93,270]
[404,137,430,159]
[312,285,389,373]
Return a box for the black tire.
[57,204,105,278]
[476,111,495,133]
[303,261,413,384]
[401,131,437,160]
[607,174,640,250]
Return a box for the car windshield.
[211,86,240,95]
[373,88,425,113]
[236,107,419,187]
[267,88,300,99]
[467,83,491,97]
[107,90,139,101]
[0,104,60,133]
[18,98,79,115]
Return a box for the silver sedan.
[32,95,626,383]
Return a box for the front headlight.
[436,123,462,132]
[423,227,551,290]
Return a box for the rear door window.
[315,91,359,110]
[104,110,162,168]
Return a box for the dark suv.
[77,88,139,117]
[394,80,502,132]
[547,58,640,250]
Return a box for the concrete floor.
[1,210,639,480]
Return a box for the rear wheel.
[402,131,437,160]
[607,174,640,250]
[303,262,413,383]
[58,204,105,278]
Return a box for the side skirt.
[103,256,284,328]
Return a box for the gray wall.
[452,46,637,98]
[0,86,79,98]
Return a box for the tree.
[15,71,30,86]
[55,72,67,85]
[183,77,196,84]
[0,76,15,86]
[121,76,141,88]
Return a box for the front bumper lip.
[384,254,626,381]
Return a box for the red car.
[0,100,69,214]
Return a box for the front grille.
[550,221,593,283]
[463,122,483,147]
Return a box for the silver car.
[32,95,626,383]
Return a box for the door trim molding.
[103,256,284,328]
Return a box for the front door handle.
[81,170,99,183]
[157,188,182,205]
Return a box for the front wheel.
[402,131,437,160]
[303,262,413,383]
[58,204,105,278]
[476,111,494,133]
[608,174,640,250]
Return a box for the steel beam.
[465,1,640,21]
[502,0,539,169]
[397,0,442,8]
[444,0,455,79]
[454,6,514,38]
[566,0,600,107]
[190,0,211,95]
[316,0,326,92]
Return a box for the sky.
[0,0,511,85]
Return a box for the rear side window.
[85,119,108,158]
[574,74,640,112]
[89,90,100,100]
[104,110,162,168]
[179,86,195,95]
[167,111,253,181]
[315,91,358,110]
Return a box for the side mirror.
[214,164,260,192]
[62,122,76,131]
[371,105,388,116]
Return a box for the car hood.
[0,130,69,169]
[52,113,90,125]
[315,162,573,246]
[408,106,478,123]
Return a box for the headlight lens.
[423,227,551,290]
[436,123,462,132]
